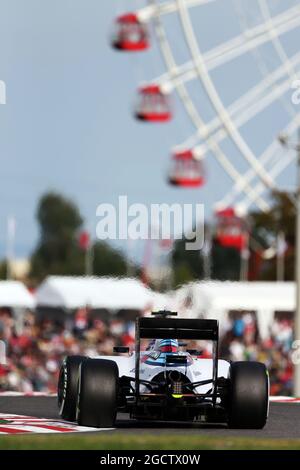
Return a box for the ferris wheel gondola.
[168,149,205,188]
[135,84,172,122]
[111,13,150,51]
[214,207,247,252]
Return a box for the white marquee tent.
[0,281,35,363]
[35,276,166,312]
[35,278,294,337]
[0,281,35,309]
[173,282,296,339]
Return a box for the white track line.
[0,413,114,434]
[270,396,300,403]
[0,392,57,397]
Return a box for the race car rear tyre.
[77,358,119,428]
[58,355,86,422]
[228,361,269,429]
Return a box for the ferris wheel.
[111,0,300,219]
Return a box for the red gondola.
[135,84,172,122]
[111,13,149,52]
[215,207,247,251]
[168,149,205,188]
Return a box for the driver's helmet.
[146,339,156,351]
[156,339,178,353]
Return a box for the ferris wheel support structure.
[138,0,214,22]
[150,0,271,211]
[175,0,282,191]
[277,130,300,398]
[258,0,297,82]
[150,3,300,92]
[218,0,300,210]
[113,1,300,213]
[147,0,300,211]
[168,61,300,179]
[218,118,300,210]
[174,50,300,152]
[222,114,300,211]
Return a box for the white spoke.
[149,0,270,211]
[128,1,300,212]
[138,0,215,22]
[234,0,297,120]
[258,0,297,81]
[240,149,296,212]
[219,115,300,210]
[176,0,277,191]
[176,50,300,150]
[152,3,300,91]
[193,65,300,155]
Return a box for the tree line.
[1,191,295,287]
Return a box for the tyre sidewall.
[228,361,269,429]
[77,358,119,428]
[58,355,86,421]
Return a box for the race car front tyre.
[76,358,119,428]
[228,361,269,429]
[57,355,86,422]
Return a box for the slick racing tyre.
[58,355,86,422]
[77,358,119,428]
[228,361,269,429]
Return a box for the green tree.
[0,261,7,280]
[211,242,241,281]
[92,241,127,277]
[172,192,297,284]
[172,234,204,287]
[30,192,85,281]
[30,192,130,282]
[250,191,296,280]
[172,237,241,286]
[173,262,195,287]
[172,225,242,286]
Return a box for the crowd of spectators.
[220,312,294,396]
[0,307,135,393]
[0,307,295,396]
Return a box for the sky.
[0,0,299,263]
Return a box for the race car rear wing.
[134,317,219,403]
[138,317,218,340]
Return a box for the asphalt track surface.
[0,396,300,439]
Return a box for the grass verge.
[0,433,300,450]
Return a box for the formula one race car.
[57,311,269,429]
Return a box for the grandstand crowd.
[0,307,294,396]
